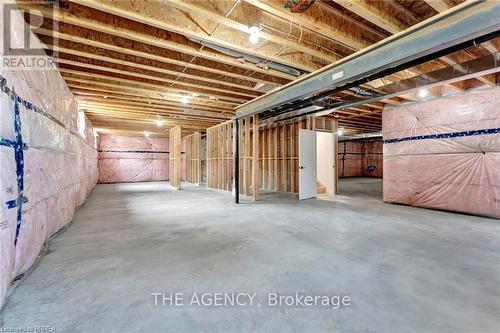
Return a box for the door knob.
[300,166,305,169]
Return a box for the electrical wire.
[170,0,241,89]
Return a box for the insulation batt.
[0,5,97,306]
[98,134,187,183]
[383,87,500,218]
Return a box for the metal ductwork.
[187,37,303,77]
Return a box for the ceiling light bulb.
[248,24,261,44]
[248,25,260,34]
[338,128,344,136]
[418,89,428,98]
[181,95,189,104]
[144,131,150,137]
[155,119,164,127]
[249,33,259,44]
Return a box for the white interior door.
[299,129,317,200]
[316,132,335,195]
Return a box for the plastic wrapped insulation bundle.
[383,87,500,218]
[0,4,98,307]
[98,134,188,183]
[98,135,170,183]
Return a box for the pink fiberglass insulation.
[338,139,383,178]
[0,6,98,307]
[98,135,186,183]
[98,135,169,183]
[383,87,500,218]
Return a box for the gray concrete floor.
[2,178,499,332]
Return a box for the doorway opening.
[336,138,384,202]
[298,129,336,200]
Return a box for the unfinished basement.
[0,0,499,332]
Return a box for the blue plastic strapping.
[384,128,500,144]
[0,138,17,148]
[0,138,28,150]
[1,86,28,247]
[12,94,26,247]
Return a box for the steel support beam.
[269,52,500,124]
[233,118,240,204]
[326,52,500,115]
[235,0,500,119]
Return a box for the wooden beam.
[252,114,260,200]
[241,0,365,50]
[482,42,498,54]
[423,0,451,13]
[169,126,182,189]
[332,0,401,34]
[316,0,387,39]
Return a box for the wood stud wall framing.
[185,132,201,184]
[258,118,336,195]
[169,126,182,189]
[207,121,233,191]
[206,116,338,199]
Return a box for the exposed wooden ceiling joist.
[69,0,322,72]
[47,45,266,93]
[20,4,297,80]
[163,0,340,64]
[17,0,498,135]
[241,0,365,50]
[77,100,232,121]
[69,85,236,111]
[60,68,248,103]
[57,58,260,99]
[35,28,286,87]
[423,0,452,13]
[331,0,402,34]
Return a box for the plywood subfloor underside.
[2,179,499,332]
